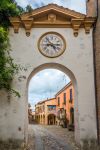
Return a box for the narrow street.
[27,125,80,150]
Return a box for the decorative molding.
[9,4,96,37]
[84,18,96,34]
[21,18,33,36]
[71,19,84,37]
[48,14,56,23]
[10,17,21,33]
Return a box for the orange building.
[35,98,57,125]
[45,98,57,125]
[56,82,74,129]
[34,82,74,129]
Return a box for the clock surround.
[38,32,66,58]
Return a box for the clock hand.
[43,38,61,51]
[46,37,50,43]
[54,44,61,46]
[42,43,60,46]
[46,37,54,45]
[50,44,55,49]
[50,45,58,52]
[46,37,61,47]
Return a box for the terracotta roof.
[35,98,56,105]
[44,98,56,102]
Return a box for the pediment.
[9,4,96,37]
[21,4,85,19]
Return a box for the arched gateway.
[48,114,56,125]
[0,4,97,145]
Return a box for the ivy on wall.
[0,0,33,97]
[0,27,21,97]
[0,0,29,97]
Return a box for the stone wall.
[86,0,100,143]
[86,0,97,17]
[94,0,100,142]
[87,0,100,143]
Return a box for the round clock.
[38,32,66,58]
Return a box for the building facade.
[56,82,74,129]
[35,101,45,124]
[28,104,36,124]
[35,82,74,128]
[35,98,57,125]
[45,98,57,125]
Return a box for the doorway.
[48,114,56,125]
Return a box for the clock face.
[38,32,66,58]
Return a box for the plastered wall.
[0,27,97,144]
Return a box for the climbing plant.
[0,0,25,97]
[0,27,20,97]
[0,0,33,97]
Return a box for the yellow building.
[35,101,45,124]
[35,98,57,125]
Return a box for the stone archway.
[26,62,96,144]
[27,63,78,141]
[0,4,97,145]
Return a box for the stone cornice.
[9,4,96,37]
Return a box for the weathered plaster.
[0,27,97,144]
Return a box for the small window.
[58,97,60,105]
[70,89,73,102]
[64,93,66,105]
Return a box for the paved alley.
[27,125,80,150]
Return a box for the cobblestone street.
[27,125,80,150]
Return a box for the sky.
[28,69,70,110]
[15,0,86,14]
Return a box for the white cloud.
[70,0,86,14]
[15,0,86,13]
[16,0,29,8]
[28,69,70,108]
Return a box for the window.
[70,89,73,102]
[63,93,66,105]
[48,105,56,111]
[58,97,60,105]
